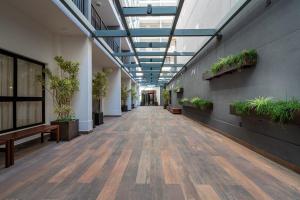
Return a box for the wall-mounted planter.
[175,88,184,93]
[203,59,257,80]
[183,103,213,112]
[229,105,300,126]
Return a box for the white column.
[60,36,93,133]
[136,84,140,107]
[127,79,132,111]
[103,68,122,116]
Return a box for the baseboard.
[79,130,93,134]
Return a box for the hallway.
[0,107,300,200]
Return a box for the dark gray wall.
[167,0,300,167]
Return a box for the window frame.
[0,48,45,134]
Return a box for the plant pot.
[164,105,167,109]
[50,119,79,141]
[121,105,128,112]
[132,104,135,109]
[93,112,104,126]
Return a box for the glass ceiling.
[115,0,248,86]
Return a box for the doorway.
[141,90,158,106]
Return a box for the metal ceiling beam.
[95,28,216,37]
[168,0,252,84]
[114,0,142,75]
[125,63,184,68]
[123,6,177,16]
[114,51,194,57]
[134,42,168,48]
[160,0,185,79]
[139,58,164,62]
[130,70,179,73]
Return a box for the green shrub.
[232,97,300,123]
[210,49,257,75]
[179,98,189,105]
[190,97,213,110]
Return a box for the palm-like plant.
[162,89,170,107]
[92,69,112,113]
[39,56,79,121]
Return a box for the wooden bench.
[169,107,182,114]
[0,125,60,168]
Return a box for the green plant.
[38,56,79,121]
[131,88,137,100]
[121,84,129,106]
[232,97,300,123]
[179,98,189,105]
[190,97,213,110]
[92,69,111,113]
[210,49,257,75]
[162,89,170,106]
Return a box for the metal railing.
[72,0,84,14]
[91,5,120,53]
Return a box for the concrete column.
[103,68,122,116]
[60,36,93,133]
[127,79,132,111]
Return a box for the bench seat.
[0,125,60,168]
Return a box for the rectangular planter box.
[203,60,257,80]
[175,88,184,93]
[230,105,300,145]
[51,119,79,141]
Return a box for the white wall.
[103,68,122,116]
[0,1,56,124]
[0,2,93,132]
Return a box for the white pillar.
[60,36,93,133]
[127,79,132,111]
[136,84,140,107]
[103,68,122,116]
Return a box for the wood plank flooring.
[0,106,300,200]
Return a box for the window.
[0,49,45,133]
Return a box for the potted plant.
[131,88,137,109]
[121,84,129,112]
[162,89,170,109]
[92,69,111,126]
[39,56,80,141]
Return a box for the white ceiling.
[7,0,83,36]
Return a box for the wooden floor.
[0,107,300,200]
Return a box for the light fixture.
[96,0,102,7]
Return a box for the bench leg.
[41,132,44,143]
[5,141,11,168]
[9,140,14,166]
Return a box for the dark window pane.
[17,59,43,97]
[0,53,14,96]
[17,101,42,127]
[0,102,13,131]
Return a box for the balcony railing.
[71,1,120,53]
[91,5,120,53]
[72,0,85,14]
